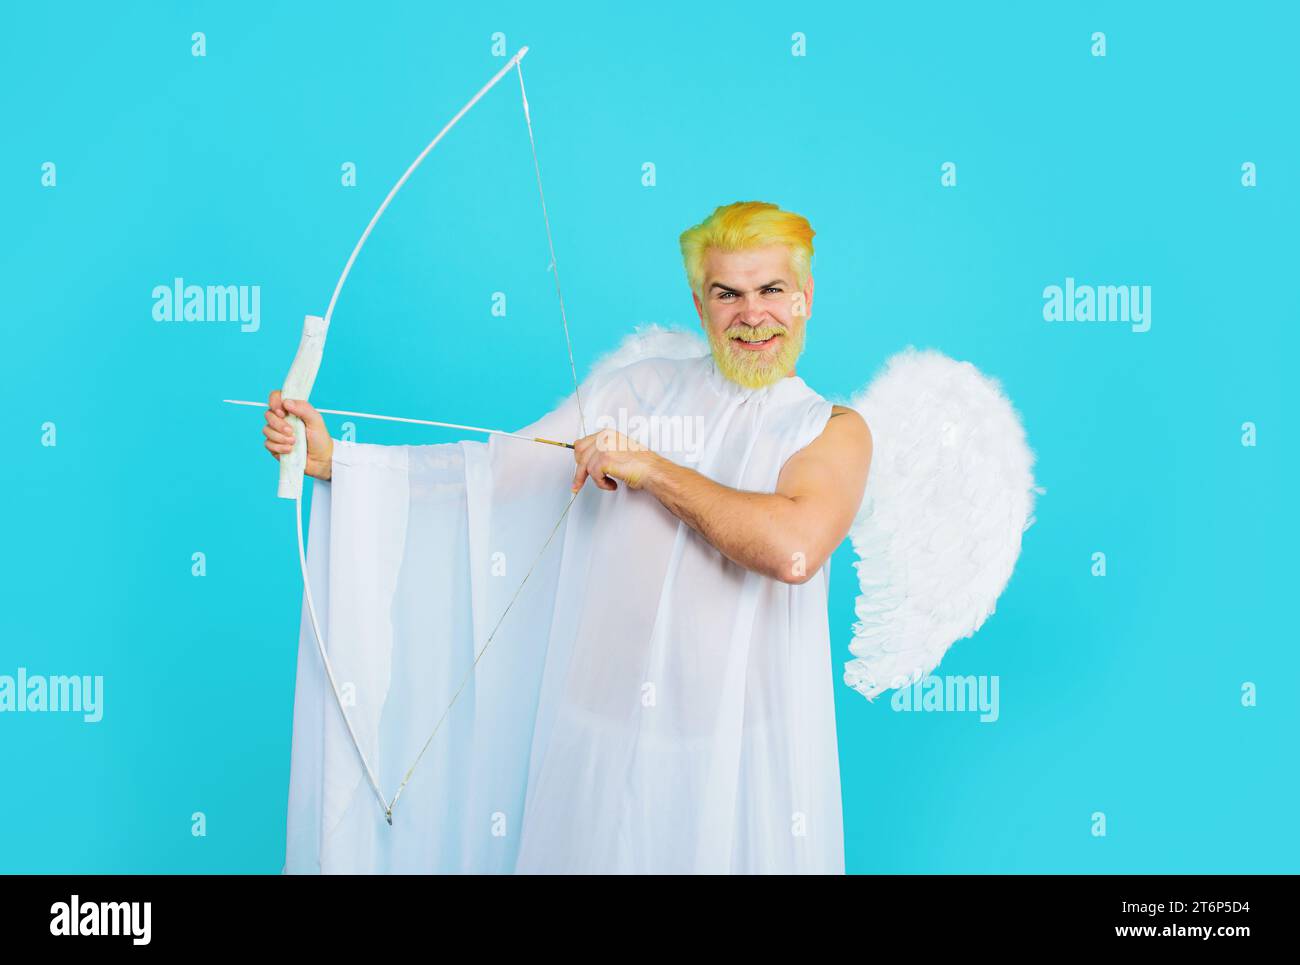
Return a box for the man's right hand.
[264,390,334,481]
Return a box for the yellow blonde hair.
[678,201,815,297]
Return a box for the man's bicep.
[777,408,873,536]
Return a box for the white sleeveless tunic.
[284,352,845,874]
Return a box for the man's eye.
[718,292,736,300]
[763,287,783,295]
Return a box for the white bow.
[273,47,586,825]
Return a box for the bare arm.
[572,406,872,584]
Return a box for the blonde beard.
[706,322,805,389]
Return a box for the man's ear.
[692,290,704,324]
[802,272,815,321]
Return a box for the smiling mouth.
[730,332,782,351]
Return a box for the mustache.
[724,323,788,342]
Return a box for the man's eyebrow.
[708,279,789,293]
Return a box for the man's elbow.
[767,544,829,585]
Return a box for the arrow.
[223,398,574,448]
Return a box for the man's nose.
[737,293,769,322]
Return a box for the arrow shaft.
[223,398,573,448]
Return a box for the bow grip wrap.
[277,314,330,500]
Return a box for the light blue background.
[1,1,1295,873]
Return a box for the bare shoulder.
[829,404,869,430]
[822,405,872,456]
[777,403,873,501]
[786,404,872,476]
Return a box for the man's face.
[692,244,813,389]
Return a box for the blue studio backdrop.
[1,1,1296,873]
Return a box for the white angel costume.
[282,328,1040,874]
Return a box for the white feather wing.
[586,324,708,381]
[844,347,1042,701]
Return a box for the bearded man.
[270,201,873,873]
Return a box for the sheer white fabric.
[283,351,843,873]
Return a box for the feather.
[842,347,1043,701]
[572,330,1040,702]
[585,323,708,382]
[551,325,708,413]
